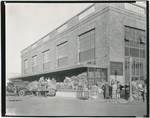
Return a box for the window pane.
[24,59,28,69]
[79,29,95,62]
[57,41,68,58]
[79,48,95,62]
[125,58,130,82]
[140,60,144,77]
[125,47,129,56]
[140,50,145,58]
[32,55,37,66]
[130,48,139,57]
[43,50,49,63]
[136,59,139,75]
[132,59,136,76]
[131,28,135,40]
[125,27,131,39]
[58,56,68,68]
[125,26,146,46]
[43,62,50,70]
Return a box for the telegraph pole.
[128,57,134,101]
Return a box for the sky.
[6,3,93,77]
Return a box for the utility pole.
[128,57,134,101]
[115,70,117,84]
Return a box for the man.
[125,83,130,100]
[109,83,112,99]
[102,83,106,99]
[116,81,121,98]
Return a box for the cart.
[7,80,56,97]
[76,84,89,100]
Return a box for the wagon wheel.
[29,91,34,96]
[18,90,26,96]
[44,92,47,98]
[53,92,56,96]
[37,91,41,97]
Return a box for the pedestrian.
[109,83,112,99]
[102,83,106,99]
[125,83,130,100]
[138,83,143,100]
[144,85,147,102]
[105,82,109,99]
[116,81,121,98]
[112,81,117,99]
[140,84,146,102]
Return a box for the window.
[124,26,145,46]
[139,36,145,44]
[43,50,50,70]
[32,55,37,66]
[125,27,131,40]
[125,47,146,59]
[140,49,145,58]
[24,59,28,69]
[125,58,130,82]
[58,57,68,68]
[57,41,68,67]
[140,60,144,78]
[130,48,139,57]
[125,47,130,56]
[79,29,95,62]
[43,50,49,63]
[32,55,37,73]
[132,59,136,76]
[135,59,139,75]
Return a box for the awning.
[9,64,106,80]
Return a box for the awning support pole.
[87,67,89,89]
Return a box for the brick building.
[20,3,146,86]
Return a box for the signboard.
[110,61,123,75]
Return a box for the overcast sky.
[6,3,93,77]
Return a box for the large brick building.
[20,3,146,86]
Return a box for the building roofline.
[21,3,95,53]
[21,2,146,53]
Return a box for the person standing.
[112,81,117,99]
[105,82,109,99]
[109,83,112,99]
[125,83,130,100]
[140,84,146,102]
[116,81,121,98]
[102,83,106,99]
[144,85,147,102]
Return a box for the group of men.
[102,80,124,99]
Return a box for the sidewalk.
[88,98,129,103]
[55,92,146,104]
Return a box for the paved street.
[6,94,147,117]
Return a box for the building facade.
[21,3,147,86]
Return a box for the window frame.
[78,28,96,63]
[57,41,68,68]
[24,59,28,69]
[42,49,50,64]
